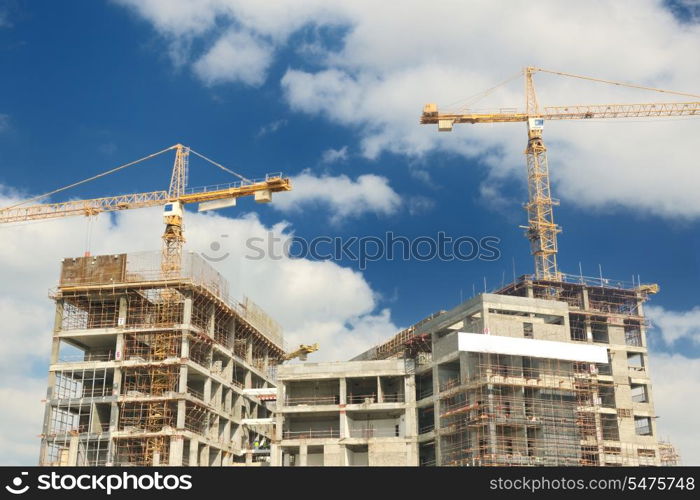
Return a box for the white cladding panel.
[457,332,607,363]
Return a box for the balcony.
[282,429,340,439]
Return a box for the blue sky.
[1,0,700,464]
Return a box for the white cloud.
[647,305,700,344]
[648,352,700,465]
[407,195,435,216]
[321,145,348,164]
[256,118,287,137]
[271,170,402,223]
[193,29,273,86]
[0,186,399,464]
[117,0,700,218]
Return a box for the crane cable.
[1,144,256,213]
[533,67,700,99]
[442,71,522,112]
[188,148,252,184]
[2,145,177,210]
[440,68,700,115]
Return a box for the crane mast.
[523,67,560,280]
[162,144,189,277]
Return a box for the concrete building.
[273,274,675,466]
[271,360,417,466]
[39,251,284,466]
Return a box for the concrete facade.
[271,360,418,466]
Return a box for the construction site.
[0,66,693,466]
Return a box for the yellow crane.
[421,67,700,281]
[0,143,292,276]
[0,144,318,361]
[283,343,319,361]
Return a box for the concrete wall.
[368,442,412,466]
[277,359,406,380]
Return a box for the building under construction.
[38,249,680,467]
[39,251,285,466]
[271,274,678,467]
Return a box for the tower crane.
[0,143,292,275]
[0,144,317,361]
[421,67,700,281]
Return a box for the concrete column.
[176,400,186,429]
[169,436,184,466]
[340,408,349,438]
[204,378,212,405]
[49,340,61,366]
[459,353,469,384]
[339,378,347,405]
[487,385,497,458]
[53,299,64,332]
[178,366,188,393]
[224,358,233,382]
[582,288,590,310]
[67,434,80,465]
[481,302,491,334]
[207,303,216,338]
[246,337,253,365]
[108,401,120,431]
[376,376,383,403]
[404,376,417,438]
[189,438,199,466]
[223,420,231,442]
[40,400,57,461]
[183,294,193,325]
[117,296,128,327]
[115,333,125,362]
[181,334,190,359]
[224,389,232,414]
[636,297,650,348]
[199,444,209,466]
[271,444,282,467]
[152,451,160,466]
[299,444,308,466]
[228,317,236,352]
[244,368,252,389]
[107,365,122,463]
[275,410,284,441]
[432,364,442,465]
[407,442,419,466]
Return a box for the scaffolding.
[42,251,285,466]
[360,311,445,361]
[438,353,614,466]
[658,440,681,466]
[497,274,654,318]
